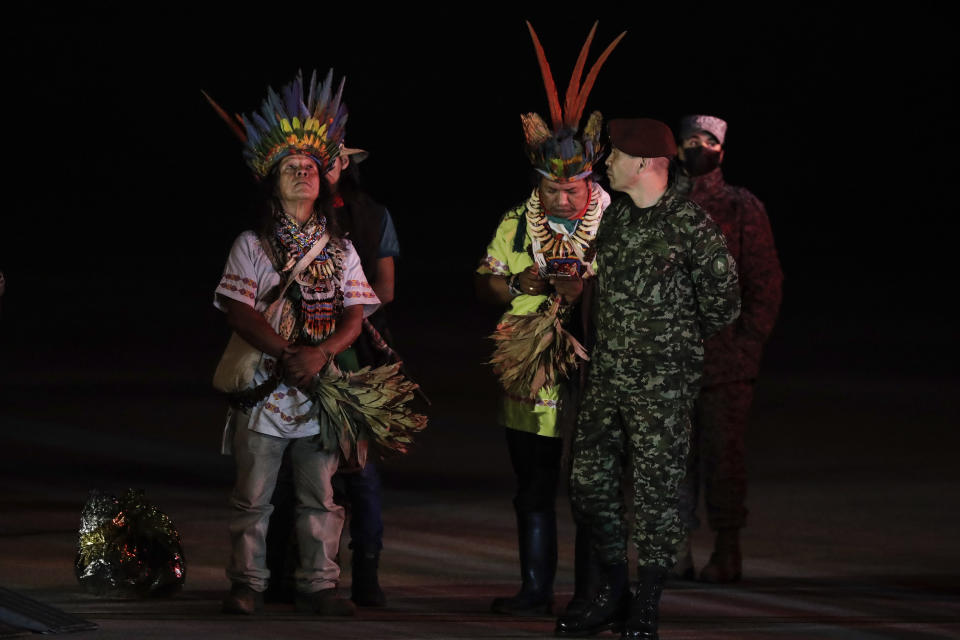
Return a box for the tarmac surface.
[1,295,958,639]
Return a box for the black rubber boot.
[555,562,629,637]
[351,546,386,607]
[491,510,557,615]
[621,566,667,639]
[563,524,600,617]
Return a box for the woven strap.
[264,233,329,328]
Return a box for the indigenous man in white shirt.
[212,70,379,617]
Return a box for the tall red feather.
[526,21,563,131]
[201,90,248,142]
[570,30,627,127]
[564,22,598,128]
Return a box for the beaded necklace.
[271,209,345,343]
[524,183,604,275]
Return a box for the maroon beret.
[608,118,677,157]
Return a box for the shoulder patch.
[708,250,730,278]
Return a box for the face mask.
[682,146,721,176]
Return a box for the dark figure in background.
[266,147,400,607]
[557,119,740,639]
[671,115,783,583]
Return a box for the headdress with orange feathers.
[522,22,625,182]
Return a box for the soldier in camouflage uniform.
[556,118,740,639]
[671,115,783,584]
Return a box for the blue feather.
[317,70,332,116]
[283,72,302,121]
[252,112,272,136]
[242,115,261,145]
[306,69,318,111]
[258,99,270,123]
[263,89,281,123]
[332,76,345,113]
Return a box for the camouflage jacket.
[677,168,783,384]
[590,188,741,394]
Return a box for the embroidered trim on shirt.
[479,255,510,275]
[263,401,300,423]
[505,392,558,409]
[218,281,256,300]
[222,273,257,288]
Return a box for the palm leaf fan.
[299,362,427,457]
[489,296,588,398]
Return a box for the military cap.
[608,118,677,158]
[679,114,728,145]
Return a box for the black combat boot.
[555,562,629,637]
[351,546,386,607]
[563,525,600,617]
[491,510,557,615]
[699,527,742,583]
[621,566,667,639]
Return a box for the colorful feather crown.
[204,69,348,178]
[522,22,626,182]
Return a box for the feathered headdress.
[522,22,626,182]
[203,69,348,178]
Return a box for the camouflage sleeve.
[686,208,741,338]
[735,190,783,344]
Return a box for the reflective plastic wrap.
[74,489,186,597]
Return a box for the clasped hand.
[280,344,331,388]
[549,274,583,304]
[517,267,582,304]
[516,267,549,296]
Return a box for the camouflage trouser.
[678,380,754,531]
[569,375,692,569]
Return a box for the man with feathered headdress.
[475,22,624,618]
[207,70,424,616]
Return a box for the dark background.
[0,7,955,406]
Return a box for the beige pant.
[226,411,343,592]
